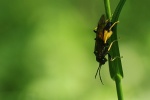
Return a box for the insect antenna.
[95,64,104,85]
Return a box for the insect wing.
[94,14,106,40]
[97,15,106,33]
[94,37,105,63]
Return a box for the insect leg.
[109,21,119,31]
[93,27,97,33]
[107,38,123,61]
[110,56,123,61]
[108,40,118,51]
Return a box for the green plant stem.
[103,0,126,100]
[103,0,111,19]
[115,74,123,100]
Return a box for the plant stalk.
[103,0,126,100]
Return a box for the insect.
[93,14,119,84]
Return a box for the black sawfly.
[93,14,119,84]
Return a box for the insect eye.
[101,58,107,64]
[104,22,113,30]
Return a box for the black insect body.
[93,15,118,84]
[94,37,108,65]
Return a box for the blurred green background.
[0,0,150,100]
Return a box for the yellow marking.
[103,21,119,43]
[103,30,112,43]
[94,27,97,31]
